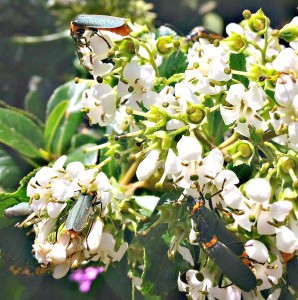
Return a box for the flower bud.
[279,23,298,42]
[247,9,269,35]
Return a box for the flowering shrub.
[2,8,298,300]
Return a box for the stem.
[140,43,159,76]
[168,125,189,137]
[84,142,112,152]
[193,128,215,149]
[119,157,142,186]
[258,143,275,163]
[12,29,69,44]
[218,132,239,150]
[97,157,112,169]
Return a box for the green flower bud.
[222,34,248,53]
[279,23,298,42]
[156,36,176,57]
[247,9,269,35]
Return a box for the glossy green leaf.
[0,149,22,191]
[0,169,36,228]
[0,108,44,159]
[158,51,187,79]
[229,53,249,88]
[24,85,47,122]
[45,81,88,155]
[66,144,98,165]
[44,100,69,151]
[206,110,230,145]
[141,225,177,297]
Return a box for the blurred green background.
[0,0,296,299]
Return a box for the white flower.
[178,269,216,300]
[220,83,267,137]
[82,83,117,126]
[245,240,283,291]
[84,218,104,253]
[272,48,298,73]
[46,243,67,265]
[118,60,158,110]
[108,105,140,134]
[246,178,271,204]
[274,74,298,107]
[276,225,298,253]
[177,136,202,161]
[52,262,71,279]
[90,232,128,264]
[136,149,160,181]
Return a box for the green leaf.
[44,100,69,151]
[0,169,37,228]
[206,110,230,145]
[140,225,177,297]
[66,144,98,165]
[265,89,280,106]
[158,51,187,79]
[0,149,22,191]
[229,53,249,88]
[24,85,47,122]
[45,81,88,155]
[104,254,132,300]
[227,163,253,185]
[0,108,44,159]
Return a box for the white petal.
[139,65,155,88]
[178,245,194,266]
[85,218,104,253]
[47,202,66,219]
[52,262,70,279]
[166,119,185,130]
[51,180,74,202]
[95,172,112,192]
[244,84,264,111]
[142,91,162,109]
[66,162,85,178]
[177,136,202,161]
[47,243,66,264]
[225,84,245,105]
[276,226,298,253]
[35,167,53,186]
[165,149,181,174]
[245,240,268,263]
[52,155,67,170]
[112,242,128,261]
[257,210,277,235]
[177,272,188,292]
[272,48,298,73]
[136,149,160,181]
[123,60,140,83]
[202,148,224,174]
[245,178,271,203]
[220,105,239,125]
[269,201,293,221]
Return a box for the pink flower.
[69,266,104,293]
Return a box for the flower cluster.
[22,155,127,279]
[14,9,298,299]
